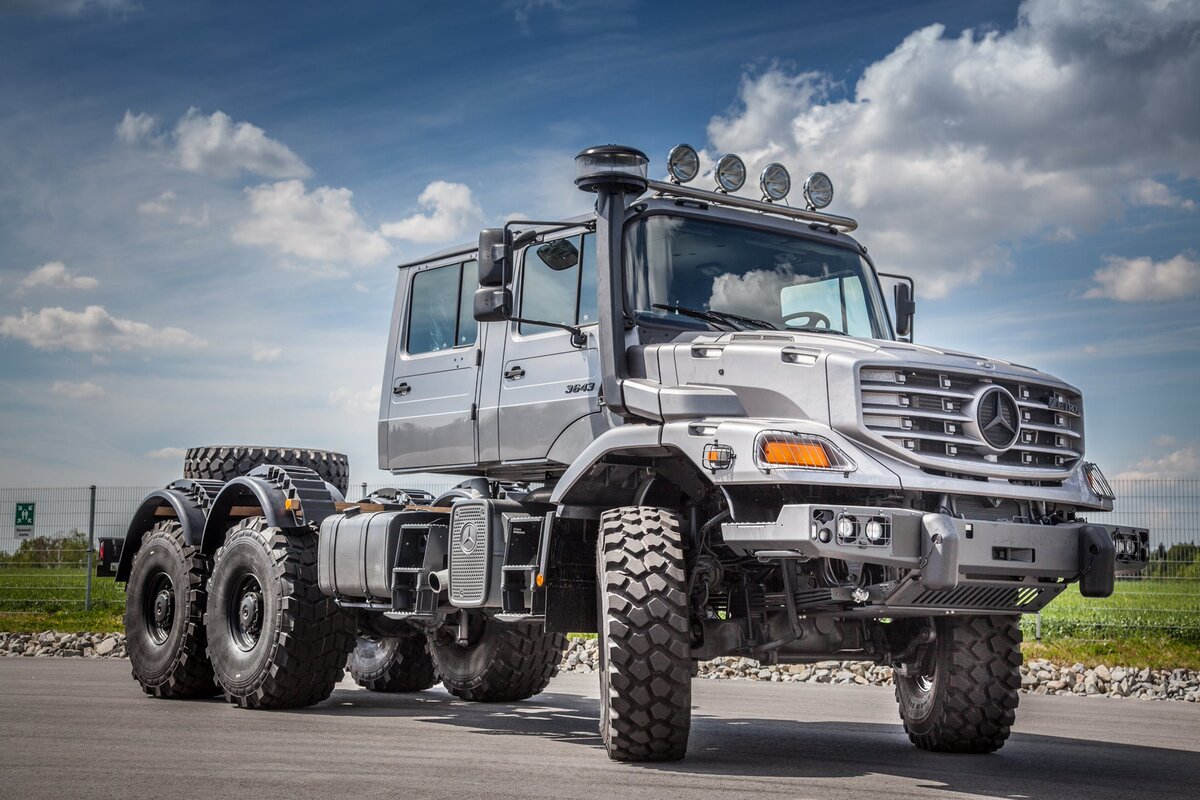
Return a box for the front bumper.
[722,504,1149,615]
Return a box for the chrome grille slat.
[857,365,1083,473]
[863,405,971,423]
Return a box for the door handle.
[392,382,411,396]
[504,366,526,381]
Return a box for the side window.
[519,232,598,333]
[457,260,478,346]
[577,232,598,325]
[407,261,476,355]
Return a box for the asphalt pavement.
[1,659,1196,800]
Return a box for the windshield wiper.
[789,326,849,336]
[652,304,778,331]
[707,310,778,330]
[652,304,737,331]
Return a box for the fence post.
[85,485,97,611]
[1035,610,1041,643]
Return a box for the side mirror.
[893,281,916,339]
[478,228,511,287]
[534,238,579,270]
[473,286,512,322]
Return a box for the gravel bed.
[4,631,1197,702]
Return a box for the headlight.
[803,171,834,209]
[715,153,746,192]
[754,431,856,472]
[1083,462,1116,500]
[759,162,791,201]
[666,143,700,184]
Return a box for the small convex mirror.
[534,238,580,271]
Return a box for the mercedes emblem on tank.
[459,522,479,555]
[976,386,1021,450]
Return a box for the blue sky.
[0,0,1197,487]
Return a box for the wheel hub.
[239,592,262,634]
[153,589,173,625]
[143,571,175,646]
[229,574,265,651]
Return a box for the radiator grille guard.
[449,503,489,606]
[883,577,1066,614]
[858,365,1083,476]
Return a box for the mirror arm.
[507,317,588,348]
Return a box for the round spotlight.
[759,162,791,202]
[864,520,884,543]
[837,516,856,542]
[715,153,746,193]
[666,143,700,184]
[803,171,834,209]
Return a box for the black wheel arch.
[116,479,223,582]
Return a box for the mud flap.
[1077,524,1116,598]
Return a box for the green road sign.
[15,502,35,537]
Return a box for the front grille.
[449,503,489,606]
[858,366,1082,474]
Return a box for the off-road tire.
[597,506,691,762]
[894,615,1022,753]
[183,445,350,496]
[206,517,354,709]
[428,615,566,702]
[349,631,438,692]
[124,521,219,698]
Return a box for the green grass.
[0,567,124,611]
[1024,578,1200,644]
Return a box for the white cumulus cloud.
[118,108,310,179]
[328,385,380,415]
[50,380,106,400]
[703,0,1200,297]
[381,181,483,244]
[233,180,390,267]
[19,262,98,292]
[1128,178,1196,210]
[116,110,159,144]
[173,108,311,179]
[0,306,206,353]
[1084,252,1200,301]
[1116,446,1200,480]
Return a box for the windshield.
[625,215,888,338]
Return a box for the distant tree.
[0,531,90,567]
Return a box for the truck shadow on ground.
[296,685,1199,799]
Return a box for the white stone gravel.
[4,631,1197,703]
[556,638,1200,703]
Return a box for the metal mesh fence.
[1,479,1196,640]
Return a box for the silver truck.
[114,144,1148,762]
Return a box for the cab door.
[383,259,480,470]
[497,233,601,463]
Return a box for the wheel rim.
[143,571,175,645]
[228,573,265,652]
[914,673,935,693]
[352,636,394,673]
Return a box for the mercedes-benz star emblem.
[977,386,1020,450]
[459,522,478,555]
